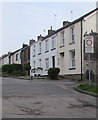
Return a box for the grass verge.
[77,84,98,95]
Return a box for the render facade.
[30,8,98,80]
[30,33,58,76]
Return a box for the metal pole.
[81,20,83,81]
[88,53,91,85]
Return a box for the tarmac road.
[2,77,97,118]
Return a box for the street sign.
[85,35,94,86]
[85,36,94,53]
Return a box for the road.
[2,77,97,118]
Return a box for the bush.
[48,67,60,80]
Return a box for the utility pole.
[71,10,73,22]
[54,14,57,30]
[43,29,46,36]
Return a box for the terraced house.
[30,8,98,80]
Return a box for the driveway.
[2,77,97,118]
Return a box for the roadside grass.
[77,84,98,95]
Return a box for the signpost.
[85,35,94,85]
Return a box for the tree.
[24,64,31,71]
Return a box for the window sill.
[69,42,75,45]
[51,48,56,51]
[38,53,41,55]
[69,67,76,70]
[60,45,64,48]
[45,50,49,53]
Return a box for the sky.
[0,1,97,56]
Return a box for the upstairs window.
[16,53,18,61]
[39,42,41,54]
[60,31,64,46]
[33,45,36,56]
[45,40,49,52]
[52,36,56,49]
[70,26,75,44]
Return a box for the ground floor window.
[45,58,49,70]
[39,59,41,67]
[69,50,75,68]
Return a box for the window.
[33,45,36,56]
[39,42,41,54]
[52,36,56,49]
[60,31,64,46]
[45,58,49,70]
[70,27,75,43]
[34,61,36,68]
[70,50,75,68]
[45,40,49,52]
[39,59,41,67]
[16,53,18,61]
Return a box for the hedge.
[1,64,24,75]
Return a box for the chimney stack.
[29,39,35,46]
[63,21,70,26]
[37,34,44,41]
[22,44,28,48]
[48,26,55,35]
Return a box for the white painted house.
[30,8,98,79]
[30,30,58,76]
[57,8,97,78]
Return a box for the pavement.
[1,77,97,118]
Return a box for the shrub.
[48,67,60,80]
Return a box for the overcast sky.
[0,2,97,56]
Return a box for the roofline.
[0,54,9,59]
[21,45,30,52]
[41,7,98,40]
[10,48,22,55]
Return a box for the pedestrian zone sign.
[85,35,94,53]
